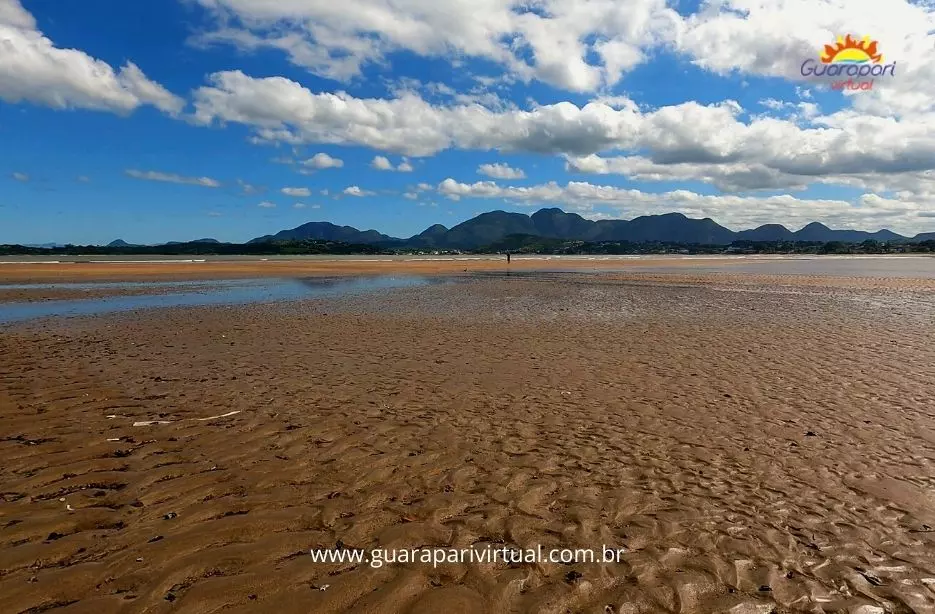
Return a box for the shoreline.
[1,253,933,284]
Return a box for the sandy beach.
[0,256,707,283]
[2,265,935,613]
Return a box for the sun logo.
[820,35,883,64]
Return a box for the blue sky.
[3,0,935,244]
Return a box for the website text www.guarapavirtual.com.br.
[310,543,629,569]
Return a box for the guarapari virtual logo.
[800,34,896,91]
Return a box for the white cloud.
[76,175,90,183]
[0,0,182,114]
[294,202,320,209]
[0,0,34,29]
[371,155,393,170]
[478,162,525,179]
[258,201,276,208]
[564,154,805,192]
[281,186,311,197]
[403,192,418,200]
[188,0,935,115]
[191,72,935,193]
[370,155,413,172]
[435,178,933,235]
[343,185,374,197]
[190,70,662,156]
[125,169,221,188]
[674,1,935,118]
[302,152,343,169]
[191,0,680,92]
[11,171,28,182]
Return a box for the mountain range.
[243,208,934,249]
[106,238,221,248]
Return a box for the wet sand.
[4,255,912,284]
[2,273,935,613]
[0,257,637,283]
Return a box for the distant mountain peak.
[419,224,449,234]
[248,221,395,245]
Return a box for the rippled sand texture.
[2,274,935,613]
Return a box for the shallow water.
[613,255,935,278]
[0,276,439,324]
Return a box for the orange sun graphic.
[820,34,883,64]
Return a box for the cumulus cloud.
[302,152,343,169]
[676,0,935,117]
[190,71,935,201]
[343,185,374,197]
[191,71,642,156]
[371,155,412,172]
[564,154,808,192]
[187,0,935,117]
[0,0,34,29]
[478,162,525,179]
[125,169,221,188]
[191,0,680,92]
[281,186,311,197]
[435,178,932,235]
[257,201,276,208]
[293,202,320,209]
[371,155,393,171]
[0,0,183,114]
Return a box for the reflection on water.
[0,276,438,324]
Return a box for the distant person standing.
[507,253,511,264]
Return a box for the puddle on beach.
[0,276,440,324]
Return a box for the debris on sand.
[195,410,241,421]
[133,410,240,426]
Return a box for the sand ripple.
[1,275,934,613]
